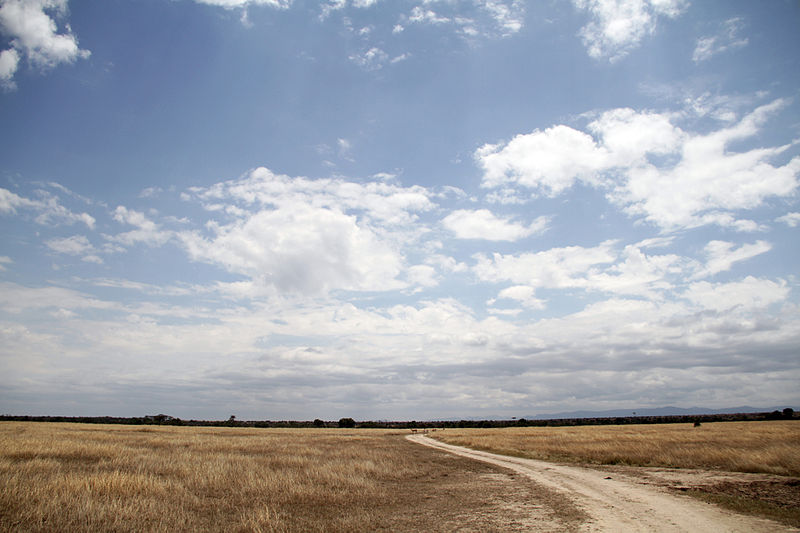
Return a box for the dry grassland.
[0,422,577,532]
[431,421,800,476]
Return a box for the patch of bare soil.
[372,437,585,532]
[592,465,800,528]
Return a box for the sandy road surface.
[408,433,796,532]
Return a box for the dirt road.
[408,433,796,532]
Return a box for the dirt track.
[408,433,797,532]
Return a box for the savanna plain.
[1,420,798,532]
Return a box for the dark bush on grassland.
[338,417,356,428]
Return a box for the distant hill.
[526,405,797,420]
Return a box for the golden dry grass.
[432,421,800,476]
[1,423,411,532]
[0,422,571,532]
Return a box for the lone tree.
[338,417,356,428]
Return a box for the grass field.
[2,421,798,531]
[430,421,800,476]
[0,422,574,532]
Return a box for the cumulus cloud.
[442,209,548,241]
[0,0,90,87]
[573,0,687,61]
[615,100,799,231]
[181,203,406,294]
[477,99,800,232]
[693,17,748,63]
[177,167,436,295]
[477,126,607,195]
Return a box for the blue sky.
[1,0,798,420]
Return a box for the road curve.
[407,433,795,533]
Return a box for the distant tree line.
[0,408,795,428]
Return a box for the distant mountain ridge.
[526,405,796,420]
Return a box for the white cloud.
[406,264,439,289]
[45,235,94,255]
[443,209,548,241]
[475,240,692,302]
[181,203,406,294]
[776,212,800,227]
[0,47,19,89]
[178,167,436,295]
[584,244,685,298]
[408,6,450,25]
[110,206,172,247]
[494,285,545,309]
[476,0,524,36]
[693,17,748,63]
[0,256,12,271]
[587,107,684,165]
[484,187,527,205]
[390,52,409,64]
[476,108,683,194]
[0,187,95,228]
[693,240,771,279]
[186,166,434,227]
[474,241,617,289]
[477,99,800,232]
[138,186,164,199]
[319,0,346,19]
[337,138,354,160]
[425,253,468,274]
[348,46,389,70]
[0,0,90,87]
[614,100,799,231]
[0,187,37,213]
[403,1,525,39]
[683,277,789,312]
[192,0,292,8]
[476,125,607,195]
[573,0,687,61]
[0,282,117,314]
